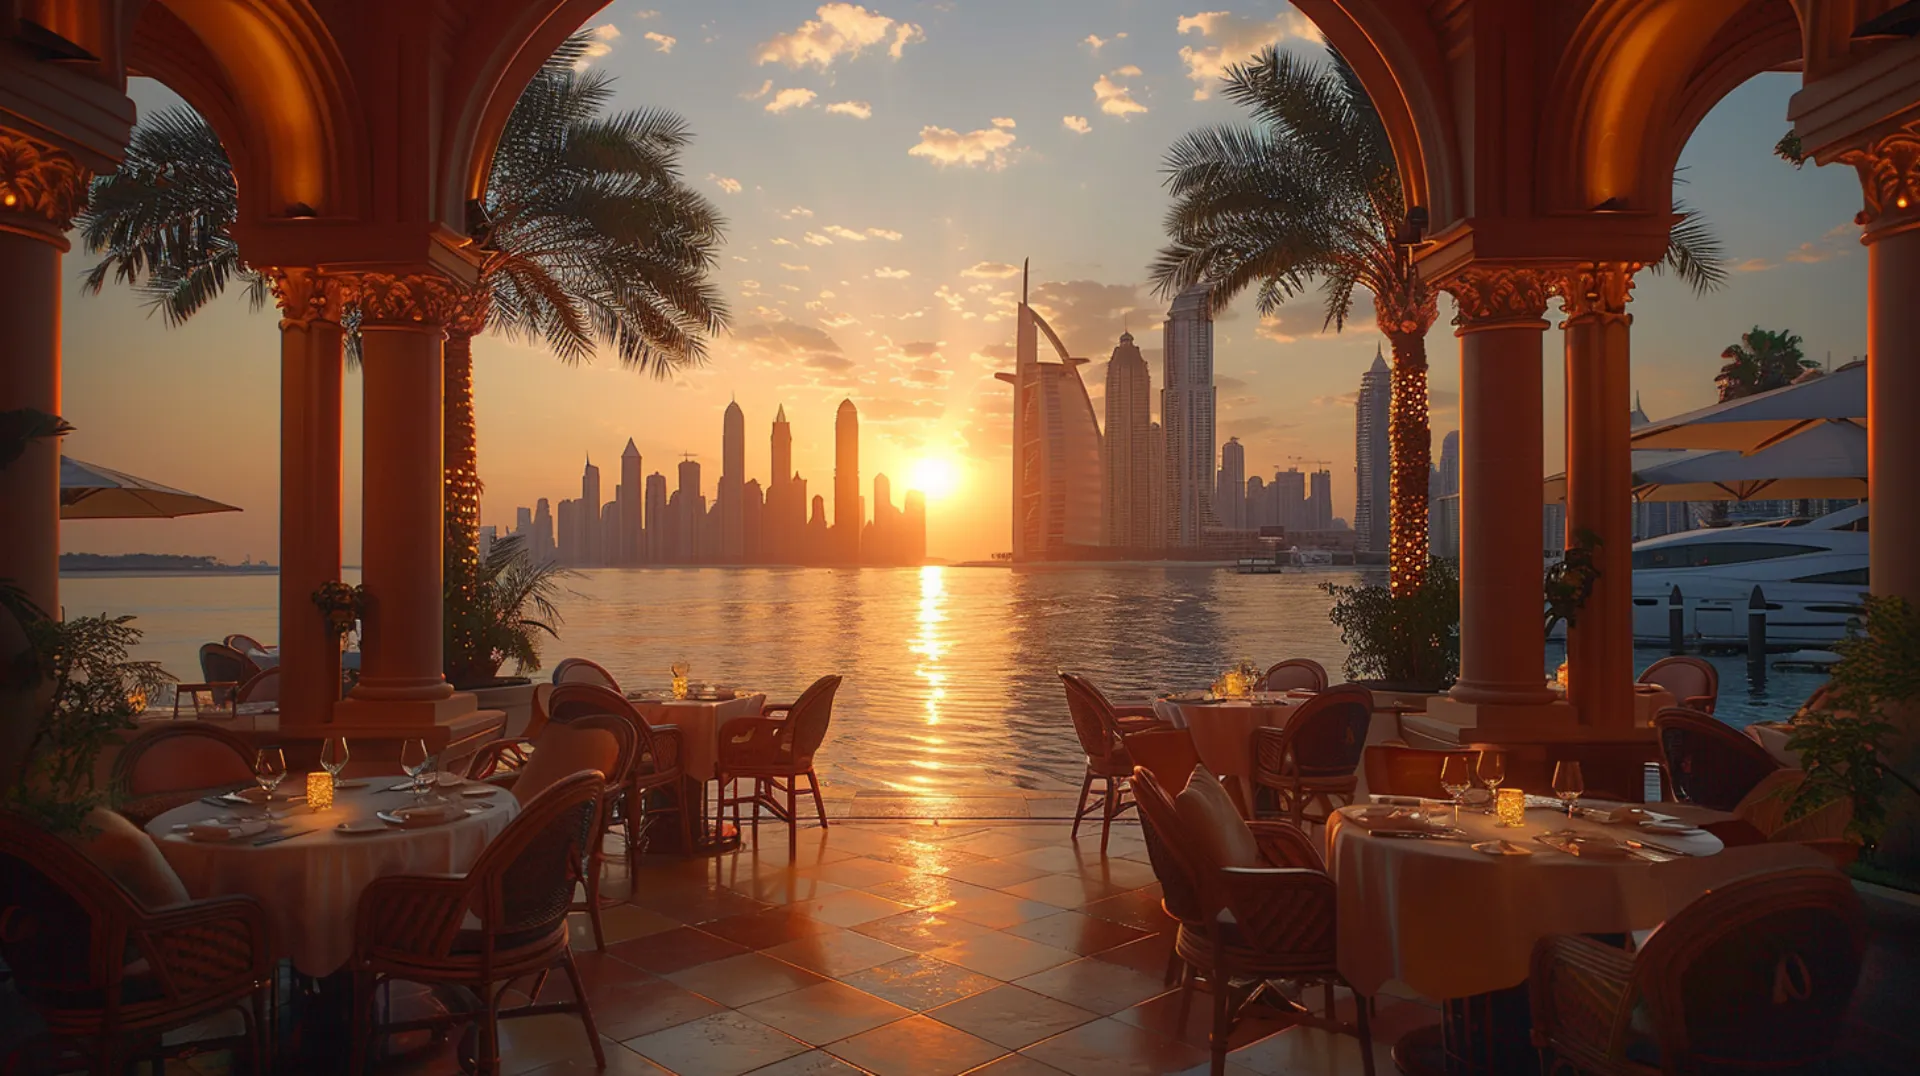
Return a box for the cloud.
[803,232,834,246]
[780,206,814,219]
[1256,319,1295,343]
[962,261,1023,279]
[635,9,660,18]
[1062,115,1092,134]
[765,87,818,113]
[574,24,620,69]
[778,262,812,272]
[826,100,874,119]
[758,3,924,69]
[1094,67,1148,117]
[1784,242,1837,264]
[908,367,946,383]
[744,79,774,100]
[1083,32,1127,52]
[823,225,868,241]
[873,267,912,279]
[1030,279,1146,354]
[734,321,851,374]
[1217,375,1248,392]
[1312,390,1360,408]
[771,237,796,247]
[866,228,903,241]
[1176,10,1320,99]
[1733,257,1774,273]
[907,124,1018,170]
[990,116,1016,129]
[644,31,676,53]
[708,174,742,194]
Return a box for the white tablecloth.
[625,694,767,780]
[147,779,517,976]
[1153,695,1308,794]
[1324,801,1832,999]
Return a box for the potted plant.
[1788,595,1920,882]
[444,535,570,735]
[1322,556,1460,695]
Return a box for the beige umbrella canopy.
[1627,361,1864,453]
[60,456,241,520]
[1545,421,1868,503]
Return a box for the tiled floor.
[361,817,1421,1076]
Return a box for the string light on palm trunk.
[1388,353,1431,597]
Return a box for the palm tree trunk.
[1386,330,1432,596]
[444,330,482,598]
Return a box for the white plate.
[335,818,389,835]
[1639,820,1705,836]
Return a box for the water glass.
[401,739,432,800]
[1477,751,1506,805]
[320,737,350,779]
[1440,754,1473,825]
[1552,760,1586,823]
[253,747,286,803]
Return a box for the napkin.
[390,802,465,827]
[1347,806,1449,834]
[187,819,270,842]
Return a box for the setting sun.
[907,456,962,500]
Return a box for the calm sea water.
[63,567,1820,794]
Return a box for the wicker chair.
[1638,656,1718,713]
[1530,867,1865,1076]
[222,633,267,655]
[348,771,608,1076]
[1256,658,1328,693]
[0,812,273,1074]
[1132,768,1376,1076]
[1361,744,1480,800]
[1655,706,1783,811]
[1060,672,1172,854]
[1252,684,1374,827]
[716,675,841,854]
[111,722,257,825]
[235,666,279,706]
[556,684,691,861]
[196,643,258,705]
[468,712,636,951]
[551,657,620,692]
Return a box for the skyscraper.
[742,479,764,562]
[676,456,702,563]
[1273,469,1307,533]
[1102,330,1153,549]
[1216,436,1246,529]
[1431,430,1461,558]
[721,399,745,562]
[1149,421,1165,546]
[834,399,861,562]
[1355,347,1391,553]
[1162,284,1216,547]
[619,439,642,566]
[643,473,667,563]
[768,405,794,561]
[580,455,602,566]
[996,260,1104,559]
[1308,469,1334,530]
[532,498,553,562]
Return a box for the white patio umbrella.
[60,456,242,519]
[1627,361,1864,453]
[1544,421,1867,503]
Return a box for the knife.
[1624,838,1690,857]
[1372,830,1469,842]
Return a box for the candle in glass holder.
[306,770,334,811]
[671,677,689,700]
[1496,787,1526,827]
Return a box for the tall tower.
[1274,469,1306,532]
[619,439,642,566]
[1355,346,1391,553]
[1216,436,1246,529]
[1309,469,1334,530]
[1162,284,1215,547]
[721,399,745,562]
[769,404,793,560]
[1148,421,1165,548]
[995,259,1105,560]
[834,399,861,562]
[580,455,602,566]
[1102,330,1153,549]
[676,456,702,563]
[532,498,553,562]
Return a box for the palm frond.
[1648,197,1729,296]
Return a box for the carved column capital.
[1444,266,1553,331]
[0,129,91,243]
[335,271,466,328]
[265,268,352,327]
[1556,262,1639,327]
[1839,122,1920,240]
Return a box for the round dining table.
[145,777,518,976]
[1324,797,1833,1074]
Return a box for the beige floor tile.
[841,954,1002,1011]
[623,1011,810,1076]
[631,883,771,925]
[866,872,967,910]
[1013,958,1173,1016]
[765,928,914,977]
[852,908,999,953]
[960,1054,1072,1075]
[827,1015,1007,1076]
[926,985,1099,1050]
[792,886,915,927]
[1003,911,1148,957]
[490,1011,607,1075]
[728,871,851,907]
[665,951,828,1008]
[1077,890,1173,934]
[939,857,1053,890]
[573,903,682,948]
[1109,989,1297,1052]
[740,980,913,1046]
[1019,1017,1210,1076]
[608,926,750,975]
[936,884,1067,931]
[520,1043,673,1074]
[1087,933,1177,979]
[740,1049,872,1074]
[1062,856,1159,892]
[928,932,1078,981]
[703,906,844,950]
[945,832,1052,859]
[589,977,728,1042]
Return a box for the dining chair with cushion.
[1060,672,1172,854]
[111,722,257,825]
[551,657,620,692]
[1132,765,1376,1076]
[716,674,842,855]
[551,683,691,861]
[1637,655,1719,713]
[1530,867,1865,1076]
[221,633,267,656]
[1252,683,1374,828]
[235,666,279,706]
[196,643,258,705]
[1654,706,1785,811]
[1361,744,1480,800]
[348,771,607,1076]
[1256,658,1328,693]
[0,811,273,1075]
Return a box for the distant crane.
[1288,455,1332,472]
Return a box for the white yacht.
[1629,504,1868,647]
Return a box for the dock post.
[1667,585,1685,655]
[1748,585,1768,686]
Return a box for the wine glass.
[1439,754,1473,826]
[253,746,286,808]
[1552,760,1586,824]
[401,739,432,801]
[319,737,350,779]
[1477,751,1506,807]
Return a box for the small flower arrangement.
[312,581,367,639]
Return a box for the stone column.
[1844,128,1920,610]
[267,270,347,724]
[1445,267,1558,708]
[1560,264,1638,731]
[339,272,462,709]
[0,131,89,615]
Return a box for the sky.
[59,1,1869,564]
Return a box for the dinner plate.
[1472,840,1533,857]
[335,818,389,835]
[1639,820,1705,836]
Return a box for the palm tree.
[1715,326,1815,401]
[1151,45,1726,595]
[76,34,729,642]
